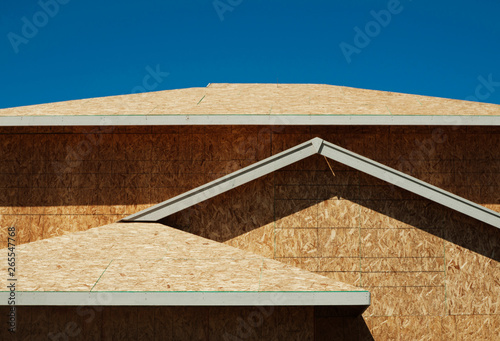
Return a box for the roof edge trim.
[0,291,370,308]
[122,138,500,229]
[2,115,500,126]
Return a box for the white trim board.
[122,138,500,230]
[0,291,370,307]
[1,115,500,126]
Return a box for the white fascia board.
[123,138,500,230]
[318,141,500,229]
[0,291,370,307]
[1,115,500,126]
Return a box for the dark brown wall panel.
[0,306,316,340]
[1,126,499,339]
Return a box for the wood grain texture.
[365,287,445,316]
[0,306,319,340]
[2,83,499,116]
[0,222,363,293]
[360,229,444,258]
[0,125,499,339]
[0,127,498,244]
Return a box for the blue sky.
[1,0,499,109]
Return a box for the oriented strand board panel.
[445,216,500,315]
[0,126,499,339]
[1,126,499,247]
[0,222,365,294]
[1,83,500,117]
[221,131,496,338]
[0,306,318,340]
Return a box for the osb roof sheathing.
[0,222,364,293]
[1,83,499,116]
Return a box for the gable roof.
[1,83,500,126]
[123,138,500,230]
[0,222,369,309]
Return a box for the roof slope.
[0,222,369,307]
[1,84,499,126]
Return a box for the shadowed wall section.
[2,306,368,341]
[1,125,499,339]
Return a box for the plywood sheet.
[31,306,49,339]
[0,222,364,293]
[274,257,319,272]
[454,315,500,340]
[274,229,318,258]
[1,126,499,340]
[359,200,450,229]
[318,257,360,272]
[360,257,444,272]
[275,170,359,186]
[446,242,500,315]
[360,272,444,287]
[317,199,361,228]
[166,174,274,243]
[225,223,274,258]
[317,271,361,287]
[3,83,499,117]
[0,306,319,340]
[94,258,263,292]
[315,316,368,341]
[275,200,318,228]
[1,127,497,249]
[261,306,314,340]
[259,259,359,291]
[318,228,360,258]
[364,287,445,316]
[360,229,444,258]
[364,316,443,340]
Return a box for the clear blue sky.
[1,0,499,109]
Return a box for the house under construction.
[1,83,499,339]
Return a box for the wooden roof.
[1,222,364,293]
[1,83,499,117]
